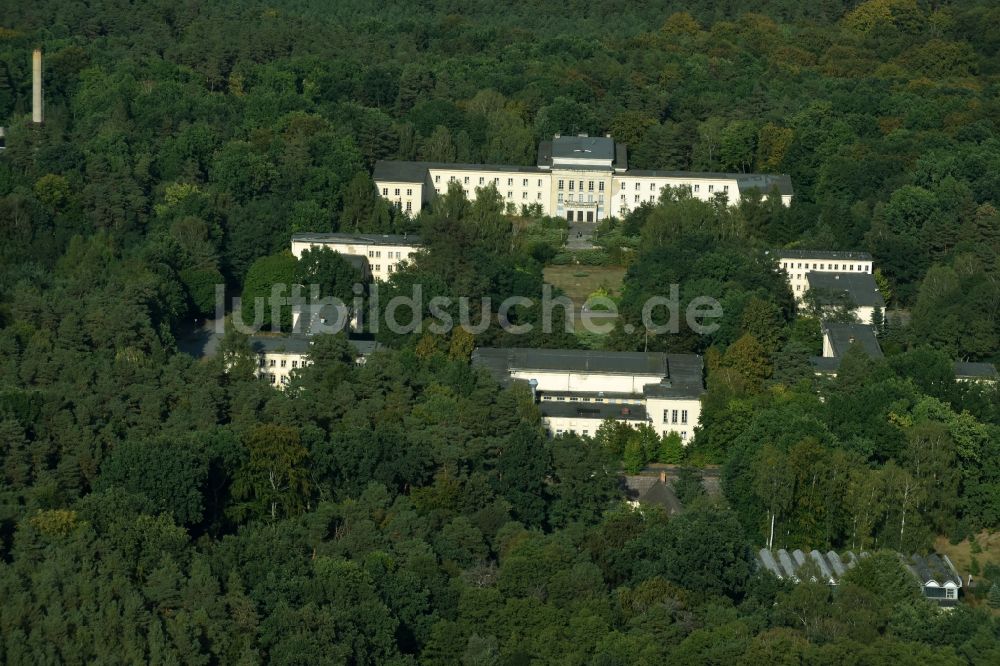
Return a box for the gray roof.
[472,347,704,399]
[625,170,794,197]
[614,142,628,171]
[292,232,421,247]
[250,334,380,357]
[373,159,544,183]
[774,249,872,261]
[810,356,842,375]
[643,354,707,399]
[756,548,868,584]
[473,347,668,376]
[539,135,626,170]
[954,361,999,380]
[823,323,884,359]
[807,272,885,308]
[540,400,647,422]
[550,135,615,161]
[906,553,963,587]
[637,481,683,514]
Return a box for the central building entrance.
[566,209,595,222]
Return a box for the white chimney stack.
[32,48,43,124]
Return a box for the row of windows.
[435,174,545,188]
[261,357,309,369]
[620,181,728,194]
[382,187,414,197]
[368,250,406,259]
[558,180,606,192]
[782,261,870,273]
[557,193,603,204]
[549,428,688,440]
[663,409,689,425]
[620,194,660,204]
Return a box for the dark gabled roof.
[250,334,380,357]
[906,553,963,587]
[775,249,872,261]
[472,347,669,376]
[638,481,684,514]
[540,400,647,422]
[614,142,628,171]
[822,323,884,359]
[954,361,999,380]
[251,334,313,355]
[643,354,706,399]
[551,135,615,161]
[810,356,842,375]
[756,548,867,584]
[471,347,705,398]
[623,170,794,197]
[807,272,885,308]
[373,159,544,183]
[536,140,553,168]
[292,232,422,247]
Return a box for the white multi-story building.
[291,232,421,282]
[374,135,794,222]
[472,347,704,441]
[251,334,379,388]
[774,250,874,302]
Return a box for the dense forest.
[1,0,999,663]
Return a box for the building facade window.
[671,409,678,424]
[681,410,688,424]
[598,181,605,192]
[558,179,564,190]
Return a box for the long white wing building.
[375,134,794,222]
[472,347,705,442]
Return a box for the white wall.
[376,181,423,216]
[611,175,739,217]
[425,168,552,213]
[644,397,701,441]
[543,415,634,437]
[290,239,420,282]
[777,256,874,303]
[256,350,309,389]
